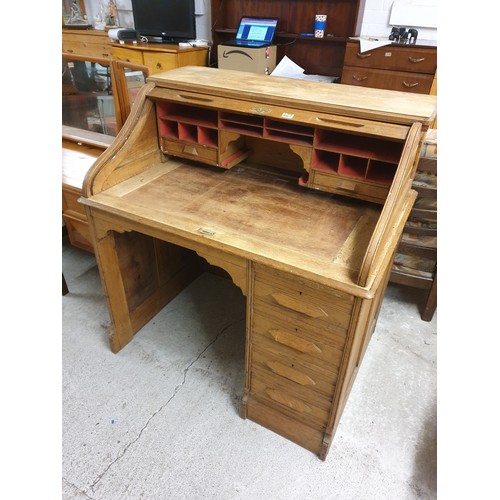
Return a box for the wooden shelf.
[210,0,366,77]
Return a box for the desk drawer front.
[310,170,390,203]
[344,43,437,74]
[341,67,434,94]
[160,138,218,165]
[63,213,93,253]
[62,187,85,217]
[144,52,178,74]
[63,35,112,59]
[250,366,332,431]
[253,265,354,332]
[161,139,217,165]
[252,344,337,398]
[252,310,345,366]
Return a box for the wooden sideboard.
[62,30,208,74]
[112,42,208,75]
[341,40,437,94]
[80,66,436,460]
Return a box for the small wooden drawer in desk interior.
[153,97,409,204]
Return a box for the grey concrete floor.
[62,236,437,500]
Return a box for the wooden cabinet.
[210,0,366,77]
[341,40,437,94]
[62,29,113,59]
[80,66,436,459]
[390,129,437,320]
[112,42,208,75]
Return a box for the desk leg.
[92,229,136,353]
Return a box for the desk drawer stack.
[247,264,352,453]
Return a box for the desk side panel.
[83,82,163,197]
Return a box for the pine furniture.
[62,29,113,59]
[81,66,436,459]
[111,42,208,76]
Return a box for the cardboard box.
[217,45,277,75]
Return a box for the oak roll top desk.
[81,66,436,460]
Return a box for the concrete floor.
[62,235,437,500]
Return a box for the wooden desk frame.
[81,67,436,460]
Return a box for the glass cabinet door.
[62,57,118,137]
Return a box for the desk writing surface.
[84,159,381,288]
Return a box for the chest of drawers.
[341,40,437,94]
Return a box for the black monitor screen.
[131,0,196,41]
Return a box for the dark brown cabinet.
[341,40,437,94]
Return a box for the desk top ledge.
[147,66,437,127]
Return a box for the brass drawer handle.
[403,81,420,88]
[408,57,425,63]
[356,52,372,59]
[352,74,368,82]
[156,62,162,69]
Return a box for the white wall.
[360,0,437,40]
